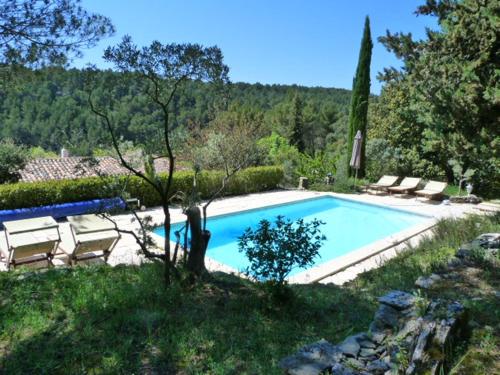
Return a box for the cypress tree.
[290,92,305,153]
[347,16,372,177]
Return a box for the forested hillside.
[0,68,351,155]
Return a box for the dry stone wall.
[278,231,500,375]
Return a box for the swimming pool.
[153,196,428,277]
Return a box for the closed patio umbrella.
[349,130,363,187]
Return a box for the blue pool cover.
[0,197,125,228]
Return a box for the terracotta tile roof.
[19,156,178,183]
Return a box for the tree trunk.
[186,206,211,276]
[163,207,171,286]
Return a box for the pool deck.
[0,190,481,283]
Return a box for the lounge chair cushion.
[3,217,58,235]
[368,176,399,190]
[416,181,447,196]
[423,181,447,192]
[67,214,116,235]
[388,177,421,192]
[398,177,421,188]
[415,189,443,197]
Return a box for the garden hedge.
[0,166,284,210]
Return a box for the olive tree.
[86,36,229,285]
[183,105,263,277]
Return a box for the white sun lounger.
[388,177,422,195]
[1,216,61,270]
[415,181,448,200]
[365,175,399,193]
[62,214,121,266]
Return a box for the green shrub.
[257,133,302,186]
[238,215,325,287]
[0,139,28,184]
[365,138,400,181]
[0,166,284,210]
[296,152,337,184]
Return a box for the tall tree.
[290,92,305,153]
[373,0,499,196]
[86,36,229,285]
[185,104,263,277]
[0,0,114,67]
[347,16,372,177]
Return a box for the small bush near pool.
[0,166,284,210]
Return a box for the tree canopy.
[0,67,352,156]
[370,0,499,196]
[85,36,231,284]
[0,0,114,67]
[0,139,27,183]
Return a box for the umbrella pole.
[354,169,358,189]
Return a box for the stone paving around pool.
[0,190,480,283]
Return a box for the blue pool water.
[154,197,427,276]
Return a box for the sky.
[75,0,438,94]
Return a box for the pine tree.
[290,92,305,153]
[347,16,372,177]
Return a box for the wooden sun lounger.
[388,177,421,195]
[364,175,399,194]
[415,181,448,200]
[0,216,61,270]
[61,214,121,266]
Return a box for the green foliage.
[399,148,446,180]
[264,89,346,157]
[257,133,302,185]
[190,103,263,173]
[0,139,29,183]
[347,16,372,177]
[290,92,305,152]
[0,69,352,154]
[0,0,114,67]
[0,166,284,210]
[448,159,476,196]
[0,263,365,374]
[365,138,400,181]
[27,146,58,158]
[325,153,367,192]
[467,245,499,270]
[364,138,449,181]
[373,0,499,197]
[355,213,500,294]
[258,133,337,186]
[296,152,337,184]
[238,215,325,286]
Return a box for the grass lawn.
[0,213,498,374]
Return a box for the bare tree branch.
[87,89,164,197]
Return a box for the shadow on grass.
[1,213,498,373]
[0,264,374,374]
